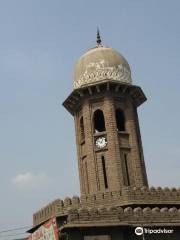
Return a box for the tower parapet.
[33,187,180,226]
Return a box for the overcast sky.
[0,0,179,239]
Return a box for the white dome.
[73,45,132,89]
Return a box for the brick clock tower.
[31,33,180,239]
[64,32,148,196]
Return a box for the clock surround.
[95,136,107,149]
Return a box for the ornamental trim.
[73,63,132,89]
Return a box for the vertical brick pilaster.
[103,95,124,191]
[82,99,99,194]
[125,101,148,187]
[74,114,84,194]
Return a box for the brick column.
[103,94,124,191]
[125,101,147,187]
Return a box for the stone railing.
[81,186,180,207]
[33,196,81,226]
[33,187,180,226]
[80,191,123,207]
[67,206,180,225]
[121,186,180,205]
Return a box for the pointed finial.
[96,28,102,46]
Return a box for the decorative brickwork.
[73,64,131,89]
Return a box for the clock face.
[95,137,107,149]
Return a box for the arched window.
[80,116,85,140]
[93,109,106,133]
[116,109,125,131]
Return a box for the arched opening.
[93,109,106,133]
[80,116,85,140]
[116,109,125,131]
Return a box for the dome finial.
[96,28,102,46]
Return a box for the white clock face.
[95,137,107,149]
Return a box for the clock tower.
[63,32,148,196]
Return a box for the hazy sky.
[0,0,179,238]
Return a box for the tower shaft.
[64,83,148,196]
